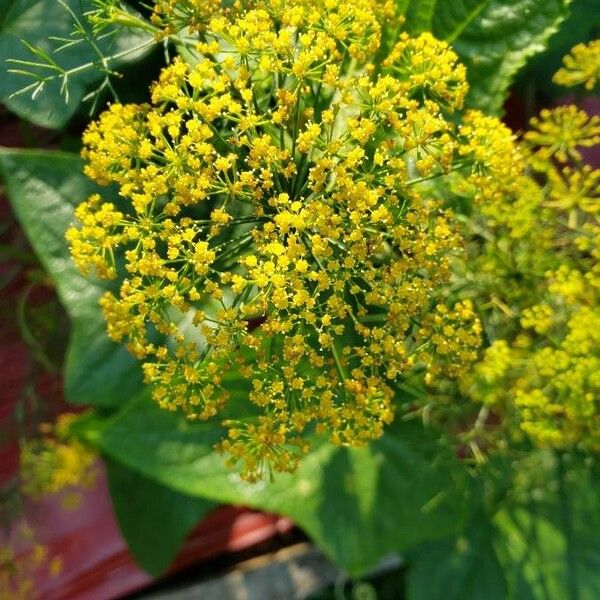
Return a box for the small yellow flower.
[525,106,600,163]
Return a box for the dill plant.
[2,0,600,592]
[65,0,493,480]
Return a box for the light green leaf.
[0,148,143,406]
[453,0,572,114]
[495,508,566,599]
[105,457,215,576]
[97,393,469,576]
[0,0,153,128]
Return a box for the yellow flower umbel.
[68,0,497,480]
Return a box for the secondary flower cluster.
[20,414,97,505]
[456,48,600,453]
[68,0,508,480]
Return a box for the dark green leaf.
[0,0,19,23]
[381,1,570,113]
[0,148,143,406]
[405,0,438,34]
[514,0,600,98]
[431,0,490,42]
[453,0,573,114]
[0,0,153,128]
[105,457,215,575]
[98,393,469,576]
[400,0,491,39]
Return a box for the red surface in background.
[9,471,294,600]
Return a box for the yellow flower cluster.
[68,0,507,480]
[515,306,600,449]
[20,414,97,503]
[457,51,600,452]
[553,39,600,91]
[383,32,468,110]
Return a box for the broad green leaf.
[0,0,19,22]
[406,518,508,600]
[400,0,491,39]
[105,457,215,575]
[453,0,572,114]
[405,0,438,34]
[494,458,600,600]
[495,508,567,600]
[0,148,143,406]
[97,393,469,576]
[407,453,600,600]
[0,0,154,129]
[514,0,599,97]
[395,0,411,16]
[431,0,490,42]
